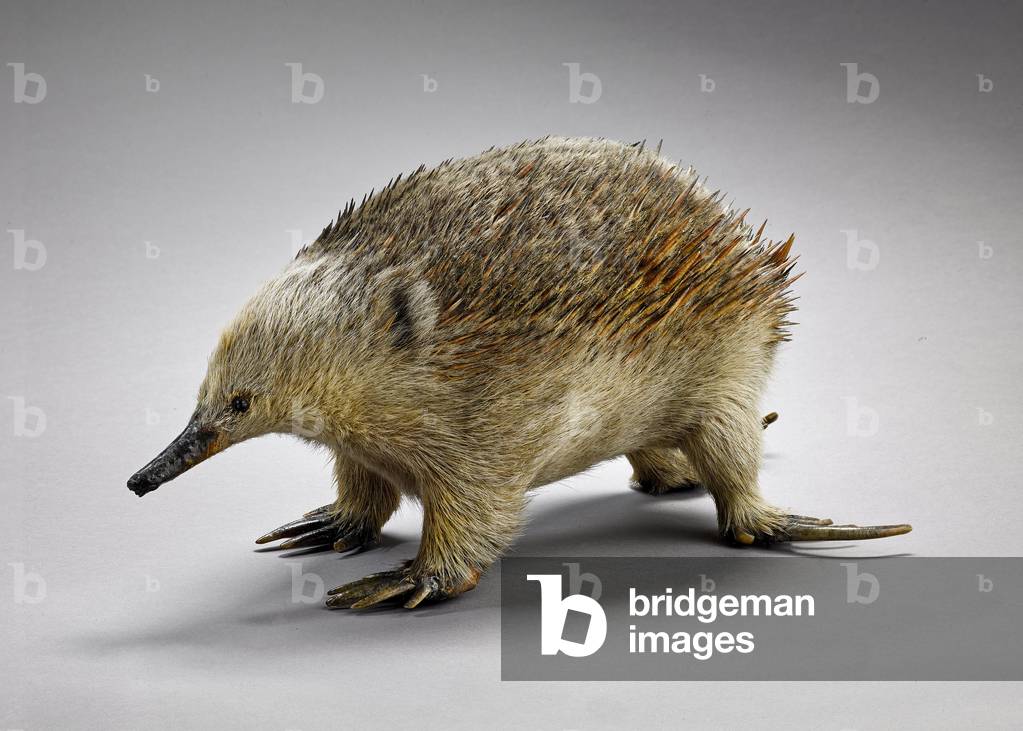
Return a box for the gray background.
[2,0,1021,727]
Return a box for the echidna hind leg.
[682,407,911,545]
[628,448,701,495]
[628,412,778,496]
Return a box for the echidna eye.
[231,396,250,413]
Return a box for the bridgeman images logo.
[527,563,607,657]
[503,557,1023,681]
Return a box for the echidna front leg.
[327,478,524,609]
[683,408,911,544]
[255,458,400,552]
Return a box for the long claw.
[786,523,912,541]
[761,412,779,429]
[255,515,330,544]
[403,584,434,609]
[278,525,337,550]
[350,580,416,609]
[326,562,471,611]
[326,591,366,609]
[333,531,370,552]
[326,578,395,608]
[327,580,385,601]
[327,571,396,597]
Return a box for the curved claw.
[350,580,417,609]
[278,525,338,550]
[785,522,912,542]
[255,515,332,544]
[333,530,374,553]
[732,514,911,545]
[327,582,390,606]
[326,566,465,610]
[256,507,379,554]
[761,411,779,429]
[327,569,402,599]
[403,583,436,609]
[327,561,413,597]
[327,571,406,609]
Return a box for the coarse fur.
[195,137,801,592]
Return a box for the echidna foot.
[325,561,479,610]
[254,504,379,552]
[630,477,701,496]
[727,513,912,546]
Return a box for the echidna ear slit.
[388,288,416,349]
[369,268,438,350]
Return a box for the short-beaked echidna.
[128,137,911,609]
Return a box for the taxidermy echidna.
[127,137,911,609]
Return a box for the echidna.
[127,137,911,609]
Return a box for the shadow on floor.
[67,484,911,659]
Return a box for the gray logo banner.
[500,557,1021,681]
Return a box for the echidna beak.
[127,416,225,497]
